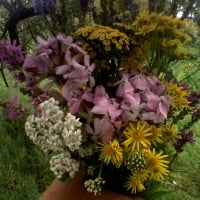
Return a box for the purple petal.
[36,36,47,46]
[69,98,82,114]
[91,105,107,115]
[82,90,94,102]
[65,50,72,65]
[159,101,169,119]
[130,75,149,90]
[94,85,107,98]
[108,102,122,122]
[84,54,90,67]
[125,93,140,105]
[55,65,69,75]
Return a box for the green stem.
[180,67,200,82]
[0,64,9,87]
[169,152,178,168]
[98,162,104,177]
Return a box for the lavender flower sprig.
[0,40,25,71]
[32,0,56,14]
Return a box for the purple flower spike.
[192,108,200,122]
[45,0,56,13]
[5,97,27,119]
[32,0,56,14]
[32,0,45,14]
[187,90,200,105]
[174,131,195,152]
[0,40,25,71]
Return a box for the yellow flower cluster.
[118,48,146,71]
[164,81,191,110]
[113,23,134,33]
[98,120,173,194]
[129,12,190,74]
[75,25,130,52]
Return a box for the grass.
[160,136,200,200]
[0,72,54,200]
[0,70,200,200]
[0,112,55,199]
[0,114,54,200]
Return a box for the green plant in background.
[0,111,54,200]
[0,73,54,200]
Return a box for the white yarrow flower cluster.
[84,177,105,195]
[25,97,83,180]
[25,98,65,152]
[78,143,95,157]
[62,113,82,151]
[49,152,80,179]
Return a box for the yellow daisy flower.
[98,139,123,168]
[163,81,191,110]
[149,165,169,181]
[134,169,150,182]
[159,124,179,143]
[125,174,145,194]
[145,149,169,181]
[123,121,152,152]
[147,125,163,145]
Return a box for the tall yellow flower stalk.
[129,12,190,75]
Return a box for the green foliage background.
[0,76,54,200]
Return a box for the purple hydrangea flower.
[116,72,172,123]
[23,34,95,111]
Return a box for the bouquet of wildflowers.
[22,12,196,199]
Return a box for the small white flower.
[84,177,105,195]
[49,152,80,179]
[62,113,83,151]
[24,98,85,180]
[78,144,94,157]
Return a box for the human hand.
[39,172,144,200]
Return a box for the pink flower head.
[117,72,172,123]
[91,85,122,125]
[116,77,140,105]
[23,34,95,112]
